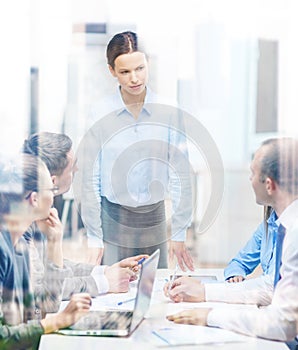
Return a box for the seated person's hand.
[36,207,63,242]
[60,293,92,325]
[41,293,92,333]
[167,308,211,326]
[105,265,137,293]
[114,254,149,273]
[164,276,205,303]
[226,275,245,283]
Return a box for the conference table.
[38,268,288,349]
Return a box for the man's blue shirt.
[224,210,279,279]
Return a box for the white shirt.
[205,274,274,306]
[207,199,298,341]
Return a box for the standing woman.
[0,153,91,350]
[79,31,194,270]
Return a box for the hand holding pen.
[116,258,147,306]
[104,255,148,293]
[168,263,179,291]
[136,256,146,266]
[165,275,206,303]
[117,254,149,272]
[128,256,147,282]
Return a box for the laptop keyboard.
[71,310,133,330]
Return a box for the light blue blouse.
[80,87,192,248]
[224,210,279,279]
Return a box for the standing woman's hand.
[169,241,194,272]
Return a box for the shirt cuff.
[205,282,228,302]
[170,229,186,241]
[207,308,224,328]
[91,265,109,294]
[207,307,242,329]
[224,265,246,280]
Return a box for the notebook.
[58,249,160,337]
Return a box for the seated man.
[165,137,298,344]
[224,205,277,283]
[23,132,147,314]
[165,163,279,307]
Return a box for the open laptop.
[58,249,160,337]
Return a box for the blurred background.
[1,0,298,268]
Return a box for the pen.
[168,263,179,290]
[152,330,171,345]
[130,257,146,272]
[137,257,146,265]
[117,297,136,306]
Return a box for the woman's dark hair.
[106,31,141,68]
[0,154,44,215]
[23,132,72,176]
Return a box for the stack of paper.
[151,324,247,347]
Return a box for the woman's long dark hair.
[0,154,42,215]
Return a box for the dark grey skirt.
[101,196,168,268]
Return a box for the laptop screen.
[129,249,160,332]
[57,248,160,337]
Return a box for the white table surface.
[38,268,288,350]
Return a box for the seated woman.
[0,153,91,349]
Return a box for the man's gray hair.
[260,137,298,195]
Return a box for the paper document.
[59,280,139,312]
[151,324,247,347]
